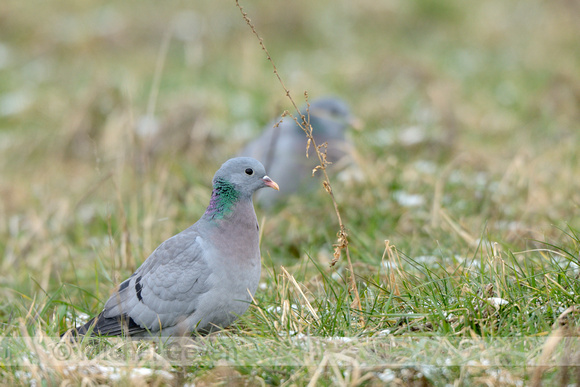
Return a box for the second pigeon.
[239,97,359,207]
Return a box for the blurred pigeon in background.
[239,97,360,207]
[66,157,279,337]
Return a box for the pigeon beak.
[349,116,364,131]
[262,176,279,191]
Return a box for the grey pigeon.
[239,97,359,207]
[70,157,279,337]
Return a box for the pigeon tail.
[68,312,146,337]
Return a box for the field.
[1,0,580,385]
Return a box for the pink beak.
[262,176,280,191]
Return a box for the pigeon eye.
[245,168,254,175]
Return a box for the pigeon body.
[72,157,279,337]
[239,97,358,207]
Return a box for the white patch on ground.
[336,164,365,183]
[376,368,396,382]
[414,160,437,174]
[267,304,299,314]
[376,368,397,383]
[372,128,395,146]
[0,90,33,117]
[413,255,437,264]
[65,311,90,325]
[14,371,36,387]
[328,336,353,343]
[382,261,398,270]
[399,126,426,145]
[486,298,509,308]
[0,43,12,69]
[393,191,425,207]
[135,115,160,137]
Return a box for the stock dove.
[68,157,279,337]
[239,97,359,207]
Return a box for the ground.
[1,0,580,385]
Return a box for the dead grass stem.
[234,0,362,318]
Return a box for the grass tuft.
[1,0,579,384]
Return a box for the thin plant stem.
[234,0,362,316]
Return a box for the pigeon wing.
[78,226,213,336]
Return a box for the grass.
[1,0,580,385]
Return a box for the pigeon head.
[205,157,279,219]
[213,157,279,195]
[309,98,351,119]
[303,98,362,135]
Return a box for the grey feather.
[69,157,279,337]
[239,97,359,207]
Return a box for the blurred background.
[1,0,579,300]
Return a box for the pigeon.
[239,97,360,207]
[68,157,279,337]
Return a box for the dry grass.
[1,0,580,385]
[235,0,362,319]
